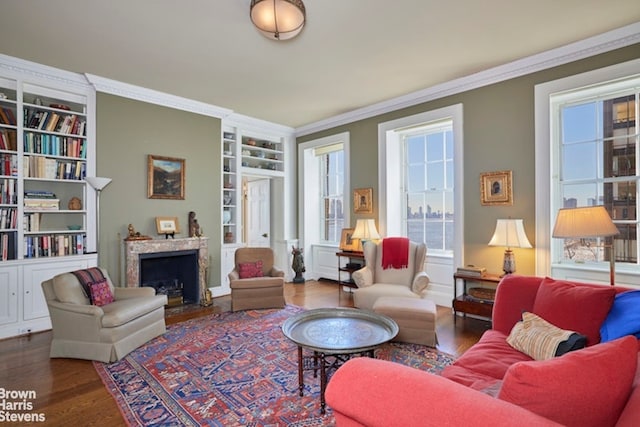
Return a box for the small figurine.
[291,246,306,284]
[68,197,82,210]
[189,211,201,237]
[128,224,136,238]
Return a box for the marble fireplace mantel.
[124,237,209,288]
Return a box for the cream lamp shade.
[488,219,532,275]
[552,206,619,238]
[352,219,381,251]
[552,206,619,286]
[250,0,306,40]
[85,176,112,191]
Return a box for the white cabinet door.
[23,258,92,321]
[0,266,18,327]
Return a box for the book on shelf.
[456,265,487,277]
[24,198,60,210]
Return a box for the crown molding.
[0,53,90,90]
[224,112,295,136]
[85,73,232,119]
[295,22,640,137]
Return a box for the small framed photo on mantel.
[480,170,513,206]
[156,217,180,236]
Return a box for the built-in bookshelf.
[0,56,97,340]
[222,129,239,245]
[240,135,284,174]
[0,74,94,261]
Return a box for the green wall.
[297,44,640,276]
[95,93,221,286]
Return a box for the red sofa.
[326,275,640,427]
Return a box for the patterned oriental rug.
[94,305,456,426]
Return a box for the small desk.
[453,272,502,322]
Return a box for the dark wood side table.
[453,272,502,323]
[336,251,365,289]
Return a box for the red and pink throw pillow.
[532,277,616,346]
[89,279,114,307]
[238,261,264,279]
[498,335,637,427]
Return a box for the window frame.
[378,104,463,266]
[535,58,640,284]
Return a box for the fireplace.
[140,250,199,305]
[124,237,209,306]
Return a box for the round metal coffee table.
[282,308,399,414]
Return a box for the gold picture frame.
[353,187,373,214]
[155,216,180,234]
[480,170,513,206]
[339,228,362,252]
[148,155,185,200]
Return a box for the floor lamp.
[86,177,112,266]
[552,206,620,286]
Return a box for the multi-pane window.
[317,144,344,242]
[554,85,639,265]
[401,121,454,252]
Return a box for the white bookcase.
[0,54,98,339]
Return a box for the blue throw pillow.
[600,290,640,342]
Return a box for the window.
[552,80,639,266]
[402,122,454,252]
[299,132,350,248]
[535,58,640,281]
[379,104,463,266]
[318,144,344,242]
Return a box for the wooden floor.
[0,279,490,426]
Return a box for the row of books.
[0,107,16,126]
[0,129,17,151]
[1,232,16,261]
[0,153,17,177]
[24,198,59,211]
[0,179,16,205]
[24,108,86,136]
[0,207,17,230]
[23,156,86,180]
[23,133,87,159]
[24,234,86,258]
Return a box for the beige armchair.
[352,239,430,310]
[41,268,167,363]
[228,247,285,312]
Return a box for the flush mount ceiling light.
[250,0,306,40]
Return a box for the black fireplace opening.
[139,250,199,305]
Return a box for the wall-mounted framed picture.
[155,216,180,235]
[480,170,513,206]
[339,228,362,252]
[148,155,185,200]
[353,187,373,214]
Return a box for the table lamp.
[552,206,619,286]
[488,219,532,275]
[352,219,381,252]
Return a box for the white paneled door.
[246,179,271,247]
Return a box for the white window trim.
[298,132,351,250]
[378,104,464,266]
[535,58,640,284]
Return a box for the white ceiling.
[1,1,639,129]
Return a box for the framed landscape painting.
[148,155,185,200]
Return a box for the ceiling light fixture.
[250,0,306,41]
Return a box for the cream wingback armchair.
[352,239,430,310]
[41,267,167,363]
[229,247,285,312]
